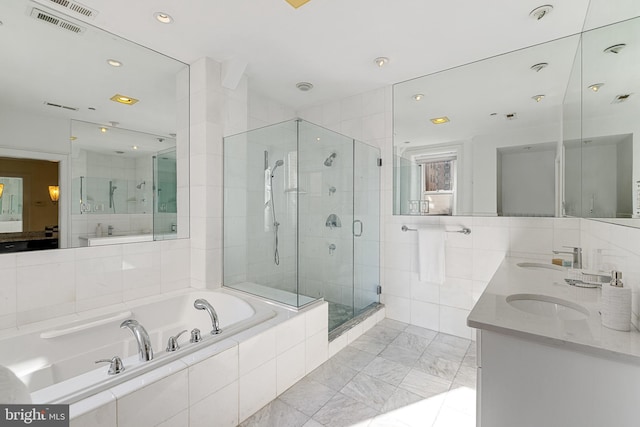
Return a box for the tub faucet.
[553,246,582,269]
[194,299,222,335]
[120,319,154,361]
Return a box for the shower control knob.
[190,328,202,343]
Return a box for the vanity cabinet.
[0,238,58,253]
[477,329,640,427]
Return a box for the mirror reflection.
[393,14,639,225]
[0,0,189,250]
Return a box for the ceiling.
[43,0,638,111]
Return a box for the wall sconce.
[48,185,60,203]
[0,183,4,198]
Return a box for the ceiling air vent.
[30,8,85,34]
[38,0,97,18]
[504,113,518,120]
[44,101,79,111]
[612,94,632,104]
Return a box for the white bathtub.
[0,289,276,405]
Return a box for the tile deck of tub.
[240,319,477,427]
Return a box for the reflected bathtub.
[0,289,276,404]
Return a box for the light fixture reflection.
[0,183,4,198]
[430,116,450,125]
[588,83,604,92]
[154,12,173,24]
[48,185,60,203]
[531,94,545,102]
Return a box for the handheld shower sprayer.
[271,159,284,177]
[324,152,337,167]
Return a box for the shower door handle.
[353,220,363,237]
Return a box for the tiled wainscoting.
[70,300,330,426]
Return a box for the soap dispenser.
[601,270,631,332]
[95,223,103,237]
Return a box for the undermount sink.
[517,262,565,272]
[506,293,589,321]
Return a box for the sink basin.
[517,262,565,272]
[506,293,589,321]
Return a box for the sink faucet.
[120,319,154,361]
[194,299,222,335]
[553,246,582,269]
[108,225,114,236]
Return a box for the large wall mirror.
[393,9,640,226]
[0,0,189,250]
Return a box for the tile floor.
[241,319,477,427]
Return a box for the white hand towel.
[417,226,445,283]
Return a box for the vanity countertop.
[0,232,58,243]
[468,257,640,364]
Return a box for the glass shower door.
[353,141,381,315]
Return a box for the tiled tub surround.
[63,291,330,426]
[468,257,640,426]
[9,289,270,403]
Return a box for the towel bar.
[401,225,471,235]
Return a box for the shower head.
[271,159,284,177]
[324,152,337,167]
[136,181,146,189]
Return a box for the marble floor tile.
[379,344,422,366]
[390,332,432,354]
[350,334,389,355]
[379,387,424,413]
[364,325,402,344]
[425,341,467,362]
[279,377,337,417]
[308,358,359,391]
[442,386,476,417]
[433,333,471,354]
[240,399,309,427]
[362,357,411,386]
[340,372,397,411]
[399,368,451,399]
[374,391,445,427]
[302,420,324,427]
[403,325,438,341]
[312,392,378,427]
[378,318,408,331]
[415,352,461,381]
[432,406,475,427]
[332,346,378,372]
[452,365,476,389]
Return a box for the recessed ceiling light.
[132,146,138,150]
[154,12,173,24]
[107,59,122,67]
[588,83,604,92]
[110,94,139,105]
[531,94,545,102]
[70,136,77,141]
[100,127,107,133]
[604,44,626,54]
[296,82,313,92]
[285,0,311,8]
[529,4,553,20]
[413,94,425,101]
[530,62,549,72]
[430,116,449,125]
[374,57,389,67]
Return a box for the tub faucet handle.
[166,329,188,352]
[95,356,125,375]
[190,328,202,343]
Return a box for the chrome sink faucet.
[120,319,154,361]
[194,299,222,335]
[553,246,582,269]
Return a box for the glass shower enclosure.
[223,119,380,332]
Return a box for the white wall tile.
[239,358,277,423]
[305,328,329,374]
[383,294,411,323]
[411,300,439,330]
[70,391,116,427]
[239,327,276,376]
[117,369,189,427]
[277,341,306,395]
[189,346,238,404]
[190,381,239,427]
[305,303,328,337]
[276,314,306,354]
[439,306,472,339]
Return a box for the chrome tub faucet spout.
[194,299,222,335]
[120,319,154,361]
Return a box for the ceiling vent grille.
[44,101,79,111]
[30,8,85,34]
[41,0,97,18]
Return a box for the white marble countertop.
[468,257,640,364]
